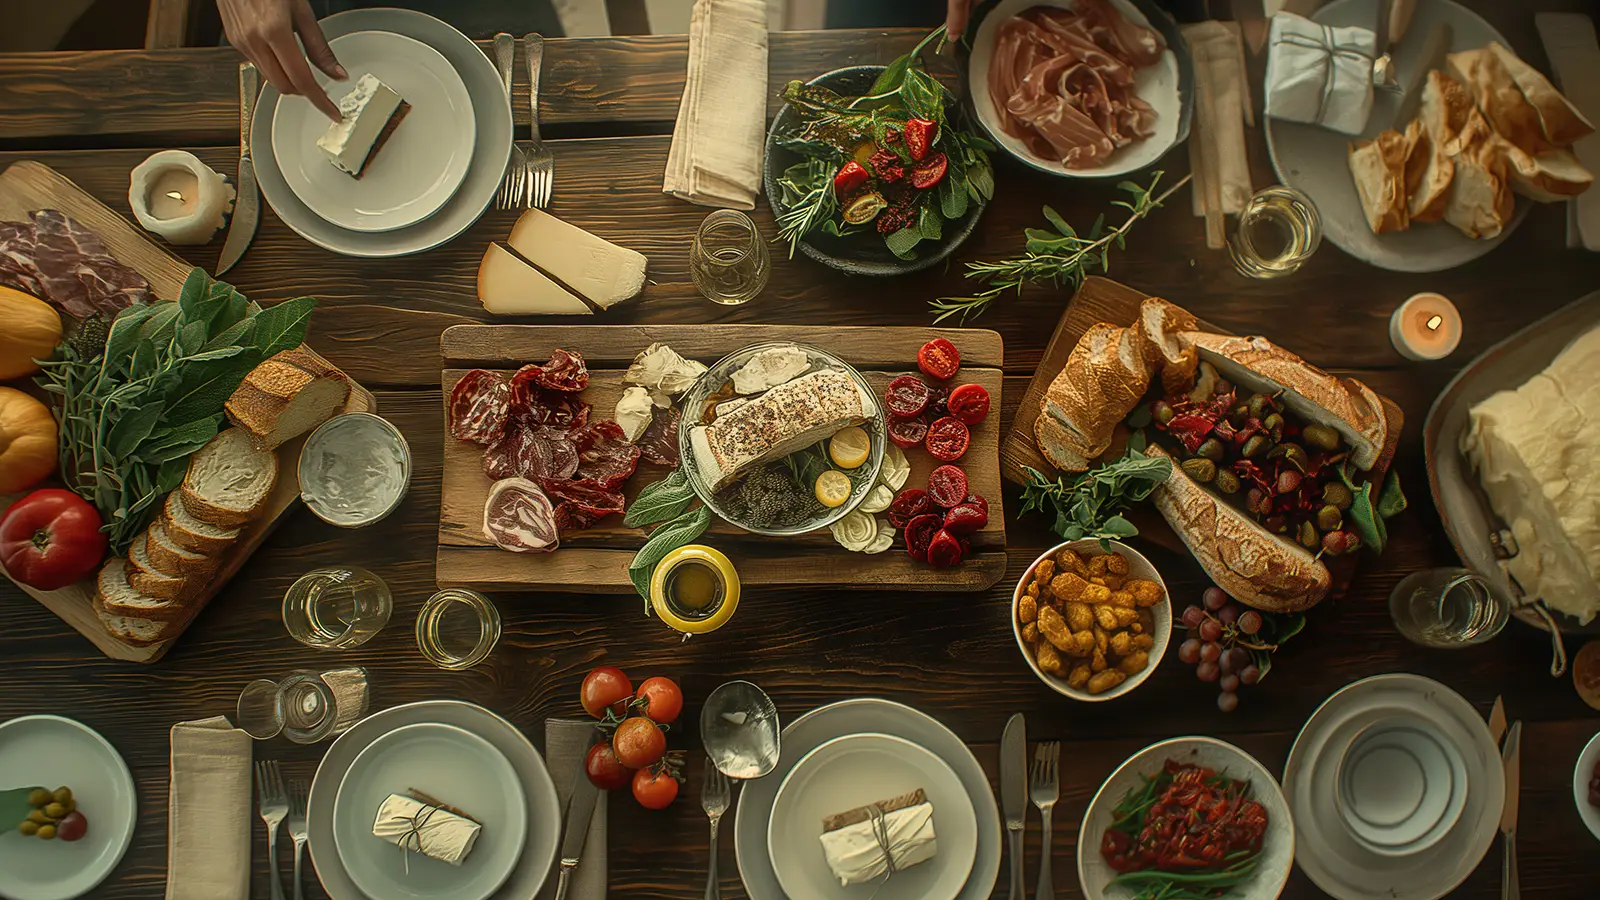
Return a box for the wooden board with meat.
[0,161,373,663]
[437,324,1008,593]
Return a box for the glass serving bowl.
[677,341,886,537]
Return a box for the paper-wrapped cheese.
[818,789,938,887]
[373,792,481,866]
[1264,12,1377,135]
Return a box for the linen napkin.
[1184,21,1254,223]
[1263,12,1377,135]
[165,716,251,900]
[536,718,607,900]
[663,0,769,210]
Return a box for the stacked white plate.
[306,701,561,900]
[735,699,1001,900]
[253,8,512,257]
[1284,673,1504,900]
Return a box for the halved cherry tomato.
[962,493,989,516]
[635,676,684,724]
[586,741,631,790]
[887,415,929,449]
[942,503,988,534]
[887,488,935,529]
[917,339,960,381]
[903,513,943,562]
[926,528,964,567]
[946,383,990,426]
[580,666,633,719]
[927,465,969,508]
[613,717,666,769]
[925,416,970,462]
[632,766,680,810]
[885,374,933,418]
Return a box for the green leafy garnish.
[1018,452,1171,549]
[628,505,712,612]
[624,469,697,528]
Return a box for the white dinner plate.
[308,701,561,900]
[1283,673,1503,900]
[735,699,1001,900]
[1334,720,1466,855]
[768,733,977,900]
[252,8,511,257]
[0,716,136,900]
[273,30,475,232]
[1264,0,1527,272]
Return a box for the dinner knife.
[1488,695,1506,745]
[1500,720,1521,900]
[1389,22,1453,130]
[1001,713,1027,900]
[216,62,260,277]
[554,762,602,900]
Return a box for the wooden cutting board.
[0,160,374,663]
[438,324,1008,593]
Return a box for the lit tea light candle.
[1389,292,1462,361]
[128,150,235,245]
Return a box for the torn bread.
[1349,127,1412,234]
[1494,140,1594,202]
[1442,112,1515,239]
[180,427,279,528]
[1449,42,1594,153]
[225,347,349,450]
[1041,323,1153,464]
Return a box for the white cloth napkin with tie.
[1264,11,1377,135]
[165,716,251,900]
[664,0,769,210]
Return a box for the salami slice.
[483,477,559,552]
[542,478,626,533]
[483,425,535,479]
[638,407,681,466]
[450,370,513,444]
[513,382,590,431]
[484,426,581,481]
[532,348,590,392]
[572,420,642,490]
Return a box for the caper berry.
[1270,442,1309,471]
[1316,504,1344,532]
[1303,424,1341,451]
[1197,438,1226,462]
[1248,393,1271,420]
[1181,458,1218,483]
[1322,481,1354,510]
[1241,435,1272,458]
[1215,469,1242,494]
[1229,406,1250,427]
[18,821,38,836]
[1298,520,1320,549]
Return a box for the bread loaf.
[1040,323,1153,464]
[225,347,349,450]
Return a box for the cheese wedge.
[477,244,592,315]
[506,208,647,309]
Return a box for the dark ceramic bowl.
[763,65,989,277]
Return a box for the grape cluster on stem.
[1177,587,1273,712]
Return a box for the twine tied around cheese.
[864,804,934,900]
[389,801,443,875]
[1274,26,1375,128]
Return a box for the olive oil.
[1228,186,1322,279]
[665,561,723,618]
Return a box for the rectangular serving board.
[438,324,1008,592]
[0,160,374,663]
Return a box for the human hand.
[219,0,346,121]
[946,0,974,40]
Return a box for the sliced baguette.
[180,427,279,528]
[1034,414,1094,473]
[126,533,192,601]
[1041,323,1153,463]
[160,490,241,555]
[93,597,174,647]
[96,558,186,628]
[225,347,350,451]
[144,520,220,578]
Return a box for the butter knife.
[1001,713,1027,900]
[216,62,260,277]
[555,760,602,900]
[1500,720,1521,900]
[1488,695,1506,745]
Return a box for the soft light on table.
[1389,292,1462,361]
[127,150,235,245]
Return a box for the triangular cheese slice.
[476,243,593,315]
[506,208,646,309]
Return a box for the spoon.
[700,680,781,780]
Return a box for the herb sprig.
[931,172,1191,324]
[1018,453,1171,548]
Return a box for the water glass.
[235,666,371,743]
[690,209,769,305]
[1228,185,1322,279]
[416,589,502,670]
[283,566,392,649]
[1389,568,1510,648]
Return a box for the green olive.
[1181,458,1218,483]
[26,810,49,825]
[36,824,55,840]
[1303,424,1341,451]
[1270,442,1309,471]
[1248,393,1272,420]
[43,803,65,819]
[1298,520,1319,549]
[27,789,50,808]
[1229,406,1250,427]
[1316,504,1344,532]
[1262,412,1285,438]
[1241,435,1272,459]
[51,787,71,805]
[1197,438,1226,462]
[1152,400,1176,425]
[18,821,38,836]
[1322,481,1354,511]
[1215,469,1242,494]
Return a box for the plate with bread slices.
[1266,0,1594,272]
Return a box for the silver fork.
[287,779,309,900]
[1031,742,1061,900]
[521,33,554,209]
[702,758,731,900]
[493,33,527,210]
[255,760,288,900]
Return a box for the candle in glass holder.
[1389,292,1462,361]
[128,150,235,245]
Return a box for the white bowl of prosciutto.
[963,0,1192,178]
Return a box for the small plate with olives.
[0,715,135,900]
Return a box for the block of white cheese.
[624,343,707,396]
[689,369,877,492]
[477,244,593,315]
[818,789,938,887]
[615,385,655,442]
[317,73,409,178]
[372,792,481,866]
[506,208,647,309]
[731,346,810,394]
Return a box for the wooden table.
[3,7,1599,898]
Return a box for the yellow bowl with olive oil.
[651,545,740,634]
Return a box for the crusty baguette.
[1146,444,1331,612]
[1484,41,1594,147]
[1442,112,1515,240]
[180,427,279,527]
[1449,42,1594,154]
[93,593,175,646]
[1041,323,1153,463]
[1182,332,1394,471]
[96,558,187,626]
[1138,297,1200,395]
[225,347,350,451]
[1495,140,1594,202]
[159,490,240,555]
[1035,413,1094,473]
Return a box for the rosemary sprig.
[930,171,1192,324]
[775,157,844,259]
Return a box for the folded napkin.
[663,0,769,210]
[1264,12,1377,135]
[166,716,251,900]
[536,719,607,900]
[1183,21,1254,220]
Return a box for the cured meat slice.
[572,420,642,490]
[513,382,590,431]
[542,478,627,533]
[450,370,513,444]
[482,477,559,552]
[638,406,681,467]
[483,425,580,481]
[0,210,151,317]
[531,348,590,392]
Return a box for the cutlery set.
[254,760,309,900]
[1000,714,1061,900]
[495,32,555,211]
[1489,696,1521,900]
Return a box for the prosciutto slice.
[483,477,560,552]
[989,2,1164,169]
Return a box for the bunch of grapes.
[1177,587,1267,712]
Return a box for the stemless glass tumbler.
[690,209,769,305]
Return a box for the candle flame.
[1426,315,1443,331]
[165,190,184,201]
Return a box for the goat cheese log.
[688,370,877,491]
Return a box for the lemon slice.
[815,470,852,507]
[829,426,871,469]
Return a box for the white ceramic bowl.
[1077,736,1294,900]
[1012,539,1171,701]
[1575,731,1600,841]
[1333,717,1467,857]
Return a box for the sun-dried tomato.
[942,502,988,534]
[925,528,964,567]
[1164,414,1216,454]
[868,149,905,184]
[909,151,947,189]
[903,118,937,161]
[903,513,942,562]
[887,488,934,529]
[832,160,870,196]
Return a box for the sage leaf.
[177,320,207,356]
[103,304,156,373]
[129,340,157,380]
[137,302,182,348]
[250,296,317,360]
[628,505,711,604]
[624,469,696,528]
[161,356,257,426]
[156,456,189,493]
[178,267,208,311]
[206,315,256,351]
[107,403,165,459]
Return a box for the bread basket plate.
[1423,288,1600,634]
[1264,0,1527,273]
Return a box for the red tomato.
[887,488,935,529]
[946,384,990,425]
[635,677,684,725]
[942,503,988,534]
[924,417,970,462]
[0,489,106,591]
[632,767,680,810]
[612,717,666,769]
[926,528,964,568]
[580,666,633,719]
[585,741,630,790]
[55,811,87,842]
[903,513,943,562]
[926,465,969,507]
[887,416,929,449]
[885,375,933,419]
[917,339,960,380]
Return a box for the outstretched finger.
[272,34,341,122]
[247,38,296,100]
[292,0,346,82]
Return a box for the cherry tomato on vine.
[612,717,666,769]
[585,741,630,790]
[917,339,960,381]
[580,666,633,719]
[635,677,684,724]
[632,767,680,810]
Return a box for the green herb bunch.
[931,171,1190,324]
[624,469,709,612]
[34,268,316,551]
[1017,452,1171,548]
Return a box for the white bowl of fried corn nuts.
[1013,540,1172,702]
